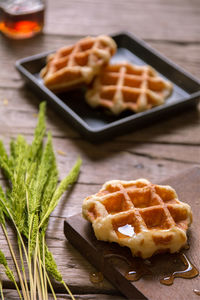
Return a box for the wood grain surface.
[0,0,199,299]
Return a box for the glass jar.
[0,0,45,39]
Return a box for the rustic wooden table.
[0,0,199,299]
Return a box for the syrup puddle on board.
[125,262,152,281]
[104,251,198,286]
[90,246,199,288]
[184,243,190,250]
[125,255,154,281]
[104,252,152,282]
[193,289,200,296]
[160,253,199,285]
[89,271,104,284]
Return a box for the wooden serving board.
[64,167,200,300]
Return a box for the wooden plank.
[3,289,125,300]
[64,167,200,300]
[45,0,200,42]
[28,140,200,184]
[147,41,200,79]
[0,88,199,145]
[0,134,199,186]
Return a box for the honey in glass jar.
[0,0,45,39]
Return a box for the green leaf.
[29,214,39,258]
[0,210,5,226]
[0,250,7,267]
[39,137,58,229]
[10,139,28,231]
[5,266,16,283]
[44,244,62,282]
[30,132,55,214]
[0,252,16,290]
[29,101,46,161]
[0,186,9,221]
[0,141,12,180]
[39,157,82,228]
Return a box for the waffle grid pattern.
[86,63,173,115]
[40,35,116,92]
[82,179,192,258]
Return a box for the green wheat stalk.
[0,101,81,300]
[0,249,22,299]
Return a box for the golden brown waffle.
[40,35,117,92]
[86,62,173,115]
[82,179,192,258]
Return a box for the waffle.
[40,35,117,92]
[82,179,192,259]
[86,62,173,115]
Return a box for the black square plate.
[16,32,200,142]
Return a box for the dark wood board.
[64,167,200,300]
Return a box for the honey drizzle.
[125,263,152,281]
[99,249,199,287]
[184,243,190,250]
[104,252,152,281]
[89,271,104,284]
[193,289,200,296]
[160,253,199,285]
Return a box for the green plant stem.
[18,238,30,300]
[42,234,48,300]
[28,215,34,300]
[37,236,47,300]
[36,262,43,300]
[45,270,57,300]
[0,197,35,299]
[1,224,28,300]
[37,260,46,300]
[61,281,76,300]
[33,233,38,300]
[9,271,23,300]
[0,280,4,300]
[29,259,34,300]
